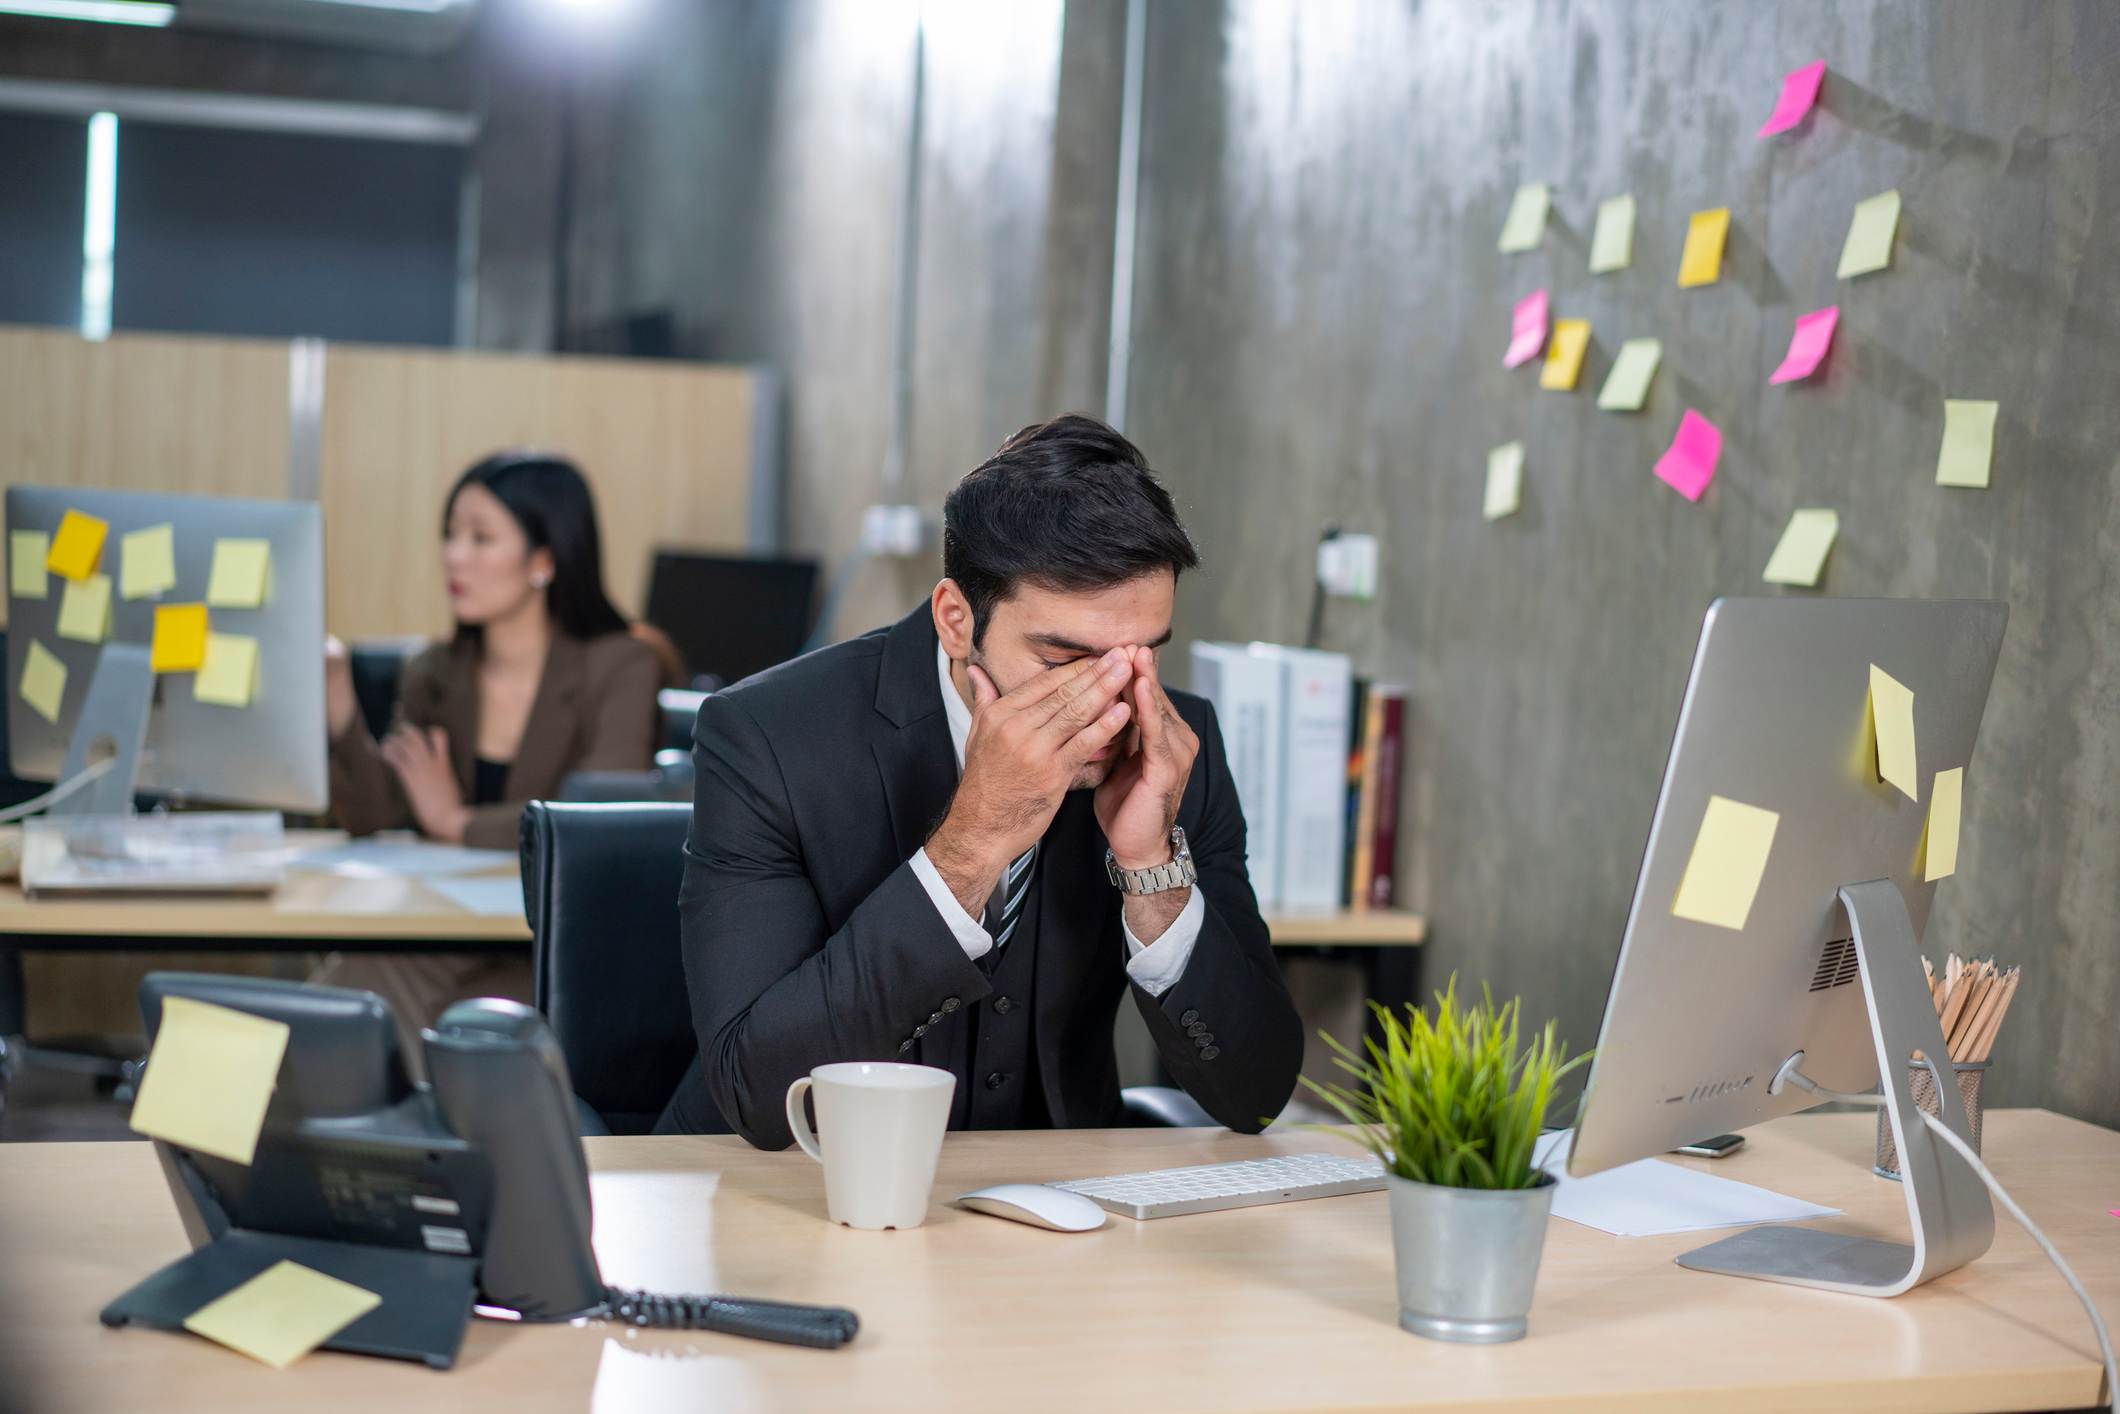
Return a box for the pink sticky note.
[1769,306,1840,384]
[1758,60,1826,137]
[1654,410,1723,502]
[1503,289,1550,369]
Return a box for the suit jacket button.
[1186,1021,1208,1038]
[942,997,962,1013]
[1180,1009,1200,1027]
[913,1024,928,1038]
[985,1072,1007,1090]
[1199,1045,1220,1061]
[993,996,1014,1014]
[1193,1032,1214,1047]
[928,1011,944,1024]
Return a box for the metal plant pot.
[1386,1170,1557,1343]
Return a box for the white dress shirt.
[908,643,1203,996]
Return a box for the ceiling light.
[0,1,176,25]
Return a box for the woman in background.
[317,451,662,1037]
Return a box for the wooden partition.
[0,325,769,639]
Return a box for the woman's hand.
[324,636,359,742]
[380,725,471,843]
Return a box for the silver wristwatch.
[1105,827,1197,895]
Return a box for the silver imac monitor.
[1569,596,2007,1297]
[5,485,327,813]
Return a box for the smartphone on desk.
[1672,1133,1746,1159]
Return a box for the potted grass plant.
[1303,976,1589,1344]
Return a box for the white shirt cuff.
[1121,886,1204,997]
[911,847,994,963]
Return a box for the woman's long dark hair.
[445,451,628,643]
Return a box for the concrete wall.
[570,0,2120,1128]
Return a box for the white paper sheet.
[423,874,527,918]
[288,834,516,880]
[1534,1130,1842,1237]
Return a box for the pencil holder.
[1873,1061,1987,1181]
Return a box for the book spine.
[1342,679,1369,908]
[1274,651,1352,912]
[1349,688,1385,911]
[1367,691,1407,909]
[1189,644,1283,910]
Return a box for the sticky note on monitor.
[1761,508,1839,587]
[1678,207,1730,288]
[45,510,108,583]
[56,574,112,644]
[1868,664,1918,801]
[1596,338,1662,411]
[1921,767,1963,882]
[1838,189,1900,278]
[1672,795,1780,931]
[10,531,50,601]
[1768,306,1839,385]
[152,604,211,673]
[1484,442,1525,521]
[1497,182,1550,253]
[20,638,67,725]
[183,1260,381,1369]
[127,995,291,1166]
[1758,59,1826,137]
[1540,319,1590,391]
[1588,194,1635,273]
[1653,410,1722,502]
[1502,288,1549,369]
[195,633,260,708]
[120,523,179,600]
[1936,399,1998,488]
[206,539,272,609]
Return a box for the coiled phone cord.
[601,1288,860,1349]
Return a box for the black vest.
[917,863,1049,1130]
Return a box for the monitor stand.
[53,643,153,816]
[1675,878,1994,1297]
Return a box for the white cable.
[0,758,116,824]
[1781,1065,2115,1412]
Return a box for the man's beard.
[1066,722,1139,791]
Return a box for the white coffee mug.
[785,1062,956,1230]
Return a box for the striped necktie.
[987,844,1038,950]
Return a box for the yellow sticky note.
[1868,664,1918,801]
[10,531,50,600]
[45,510,108,582]
[128,995,290,1165]
[1540,319,1591,391]
[1588,194,1635,273]
[183,1261,381,1369]
[1497,182,1550,253]
[1921,767,1963,882]
[151,604,211,673]
[206,539,272,609]
[20,638,67,724]
[195,633,260,708]
[1761,508,1840,587]
[120,524,179,600]
[1596,337,1662,411]
[56,574,112,644]
[1678,207,1730,288]
[1837,189,1900,278]
[1484,442,1524,521]
[1936,399,1998,488]
[1672,795,1781,931]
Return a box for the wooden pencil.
[1970,969,2021,1064]
[1953,972,2003,1063]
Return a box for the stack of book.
[1189,643,1407,914]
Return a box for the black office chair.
[348,636,428,741]
[657,688,708,755]
[517,799,1214,1136]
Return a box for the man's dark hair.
[942,414,1199,645]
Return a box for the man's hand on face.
[926,647,1137,916]
[1093,646,1200,870]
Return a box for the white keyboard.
[1049,1151,1387,1220]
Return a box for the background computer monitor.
[1570,597,2006,1177]
[5,485,327,812]
[643,550,818,688]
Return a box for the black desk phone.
[101,974,858,1368]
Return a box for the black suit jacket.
[659,604,1303,1148]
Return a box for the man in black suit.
[657,415,1302,1146]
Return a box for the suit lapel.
[870,604,959,870]
[505,632,585,801]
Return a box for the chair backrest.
[657,687,708,755]
[518,800,718,1133]
[348,636,428,741]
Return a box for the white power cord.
[1781,1064,2116,1412]
[0,758,115,824]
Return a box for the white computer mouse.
[954,1183,1108,1232]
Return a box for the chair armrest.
[1120,1084,1216,1129]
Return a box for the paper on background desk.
[424,874,526,918]
[1535,1130,1841,1237]
[287,835,516,878]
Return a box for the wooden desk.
[0,831,531,952]
[1,1110,2110,1412]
